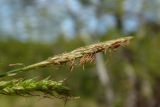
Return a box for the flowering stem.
[0,36,133,77]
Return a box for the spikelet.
[0,79,71,98]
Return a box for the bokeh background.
[0,0,160,107]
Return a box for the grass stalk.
[0,36,133,77]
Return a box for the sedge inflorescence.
[0,36,133,99]
[0,79,70,98]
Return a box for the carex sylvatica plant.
[0,36,133,99]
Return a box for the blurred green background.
[0,0,160,107]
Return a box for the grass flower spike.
[0,36,133,77]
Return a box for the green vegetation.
[0,79,70,98]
